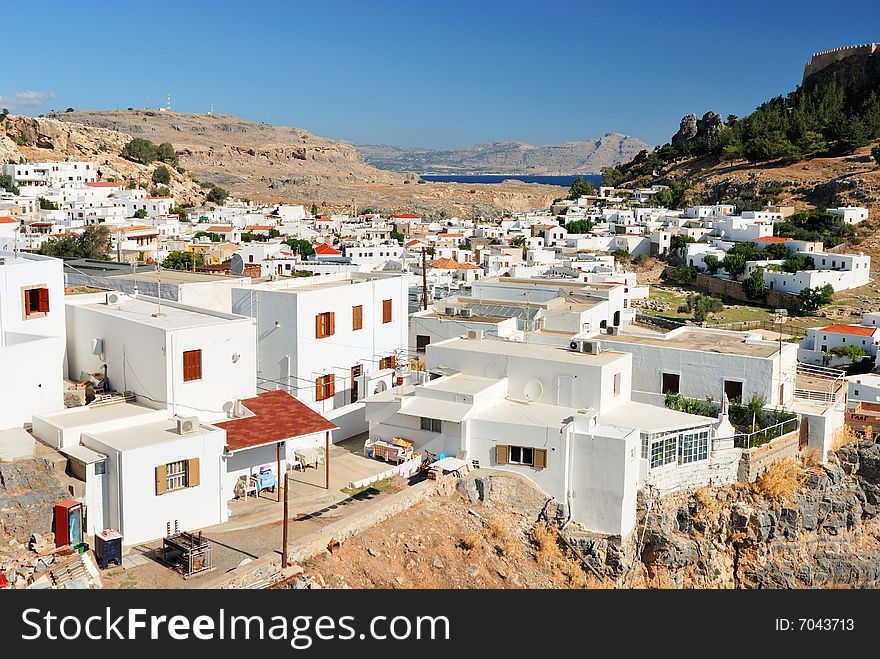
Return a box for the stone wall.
[737,431,800,482]
[0,458,68,544]
[803,44,879,82]
[691,272,802,311]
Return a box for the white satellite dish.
[523,379,543,402]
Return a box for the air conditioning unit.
[105,292,120,305]
[177,416,200,434]
[459,308,473,318]
[607,326,621,335]
[445,306,457,316]
[570,339,601,354]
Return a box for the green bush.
[152,166,170,185]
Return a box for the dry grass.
[487,516,520,557]
[802,447,824,468]
[831,424,860,451]
[532,521,564,567]
[530,521,595,587]
[753,458,803,502]
[693,488,720,525]
[458,533,482,553]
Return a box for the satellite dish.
[230,252,244,276]
[523,379,543,402]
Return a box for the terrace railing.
[733,417,800,449]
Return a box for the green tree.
[692,294,723,322]
[799,283,835,311]
[162,251,205,271]
[206,186,229,204]
[283,238,314,257]
[830,345,867,363]
[39,225,111,260]
[670,234,695,251]
[37,197,56,210]
[721,252,747,279]
[155,142,179,166]
[121,138,158,164]
[599,166,623,188]
[781,252,807,273]
[152,166,170,185]
[565,219,594,234]
[133,208,148,219]
[665,264,696,285]
[310,203,319,217]
[567,177,596,200]
[652,188,675,208]
[743,267,768,299]
[194,231,222,242]
[702,254,721,274]
[0,174,19,195]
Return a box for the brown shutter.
[383,299,392,323]
[328,312,335,336]
[155,465,167,495]
[316,376,326,401]
[495,445,509,465]
[353,305,363,330]
[183,350,202,382]
[328,374,336,398]
[187,458,200,488]
[38,288,50,313]
[193,350,202,380]
[533,448,547,469]
[315,313,323,338]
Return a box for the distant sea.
[419,174,603,187]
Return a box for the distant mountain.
[356,133,651,175]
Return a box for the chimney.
[232,399,245,418]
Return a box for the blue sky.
[3,0,879,148]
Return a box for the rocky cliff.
[357,133,650,175]
[566,442,880,588]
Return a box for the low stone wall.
[208,478,439,588]
[737,431,800,482]
[691,273,802,311]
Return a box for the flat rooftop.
[476,398,588,428]
[108,270,245,284]
[250,272,400,294]
[36,402,164,430]
[431,336,628,366]
[86,417,216,452]
[70,295,251,330]
[598,401,715,433]
[605,327,780,358]
[422,373,500,396]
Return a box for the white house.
[231,272,408,433]
[65,292,257,422]
[364,334,727,537]
[799,322,880,366]
[828,206,868,225]
[0,252,66,430]
[764,251,870,293]
[2,161,97,195]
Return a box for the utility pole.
[281,471,289,567]
[421,248,428,310]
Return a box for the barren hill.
[41,110,565,216]
[357,133,649,175]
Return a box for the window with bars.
[420,417,442,432]
[379,355,396,370]
[166,460,188,491]
[315,311,335,338]
[679,430,709,464]
[316,374,335,401]
[182,349,202,382]
[352,305,363,331]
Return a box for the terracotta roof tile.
[215,390,336,452]
[819,324,878,337]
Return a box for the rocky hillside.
[1,114,204,203]
[40,110,564,217]
[357,133,649,175]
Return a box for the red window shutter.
[183,350,202,382]
[37,288,50,313]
